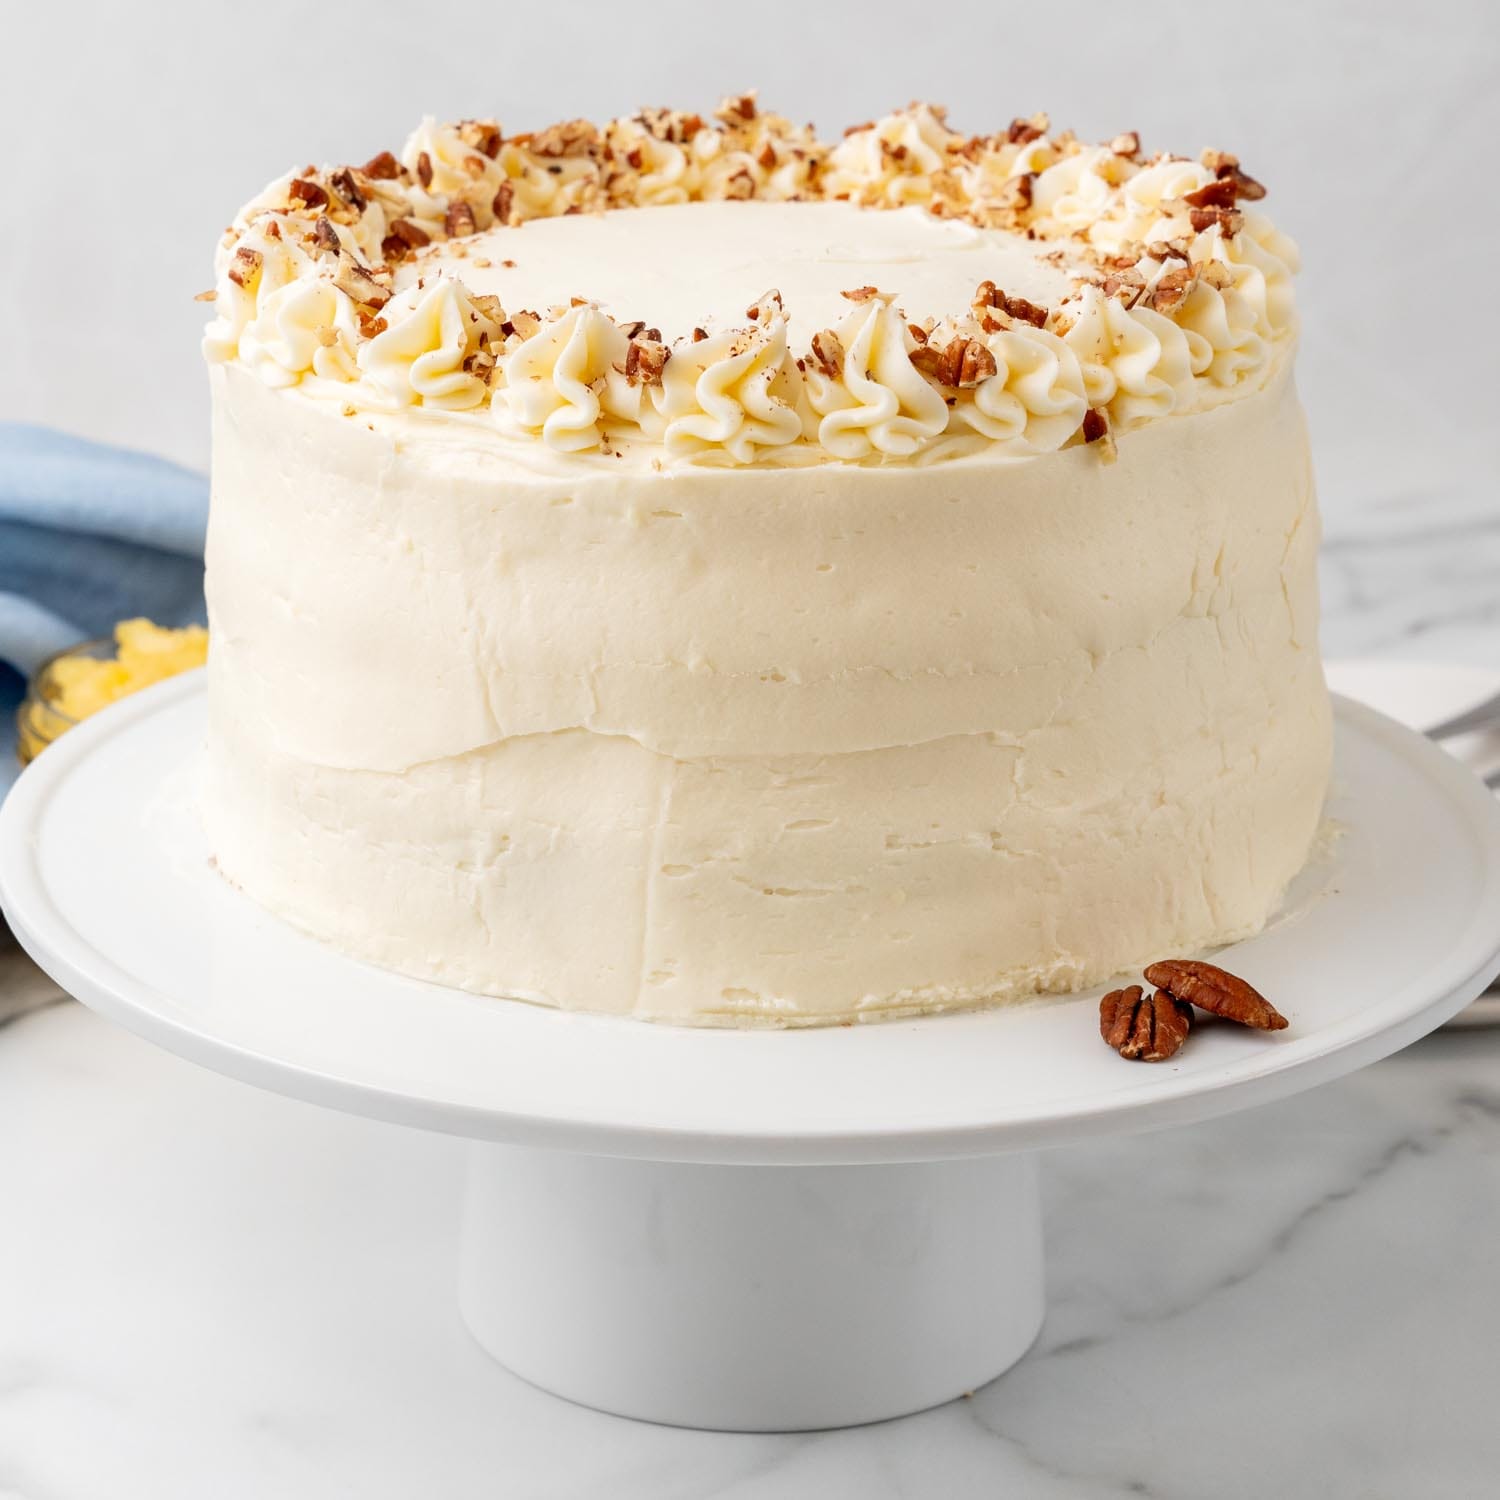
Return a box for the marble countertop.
[2,509,1498,1498]
[3,944,1499,1499]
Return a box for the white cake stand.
[4,675,1499,1432]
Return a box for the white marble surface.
[2,943,1500,1500]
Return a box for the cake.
[200,98,1330,1027]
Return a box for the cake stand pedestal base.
[459,1145,1044,1430]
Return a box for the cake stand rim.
[2,672,1498,1166]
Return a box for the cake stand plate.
[4,674,1499,1431]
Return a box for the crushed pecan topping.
[1006,112,1050,144]
[1201,149,1267,201]
[1100,985,1192,1061]
[492,182,516,225]
[1189,205,1244,237]
[332,253,391,309]
[1144,960,1288,1031]
[413,152,432,189]
[530,119,598,157]
[1198,261,1235,290]
[361,151,401,180]
[444,200,477,238]
[286,177,328,210]
[502,309,542,341]
[912,335,997,388]
[808,329,845,378]
[458,119,503,159]
[841,285,881,303]
[1081,407,1113,452]
[1108,131,1141,158]
[717,92,757,124]
[357,310,388,338]
[327,168,366,213]
[469,293,505,323]
[974,280,1048,329]
[745,288,784,325]
[307,216,338,255]
[623,336,669,386]
[193,289,216,303]
[1147,263,1196,312]
[1182,178,1239,211]
[226,245,262,289]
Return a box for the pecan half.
[1144,960,1288,1031]
[1100,985,1192,1061]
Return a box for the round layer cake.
[201,99,1330,1026]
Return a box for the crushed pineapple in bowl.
[15,619,207,766]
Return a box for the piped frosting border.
[202,96,1299,467]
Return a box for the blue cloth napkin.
[0,425,208,792]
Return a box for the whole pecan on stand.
[1144,959,1289,1031]
[1099,984,1193,1062]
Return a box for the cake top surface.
[203,97,1299,469]
[400,201,1080,341]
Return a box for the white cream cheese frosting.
[201,99,1330,1026]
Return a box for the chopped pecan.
[841,285,881,303]
[721,166,756,199]
[1006,112,1050,144]
[1100,985,1192,1061]
[808,329,845,379]
[361,150,401,180]
[444,200,477,238]
[1100,266,1147,304]
[328,167,366,212]
[1202,149,1266,201]
[458,119,503,158]
[287,177,328,210]
[226,245,262,289]
[415,151,433,189]
[717,91,757,124]
[1182,178,1239,210]
[1146,237,1193,263]
[312,215,342,254]
[912,335,997,388]
[357,310,388,339]
[1148,263,1196,312]
[996,173,1034,212]
[193,288,216,303]
[1198,260,1235,290]
[492,181,515,224]
[623,336,669,386]
[469,293,505,324]
[332,253,391,309]
[1189,206,1244,237]
[1144,960,1288,1031]
[530,119,598,157]
[503,309,541,341]
[974,279,1048,328]
[388,217,430,249]
[745,288,784,324]
[758,140,777,170]
[1081,407,1112,449]
[1109,130,1141,158]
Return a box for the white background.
[2,0,1496,530]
